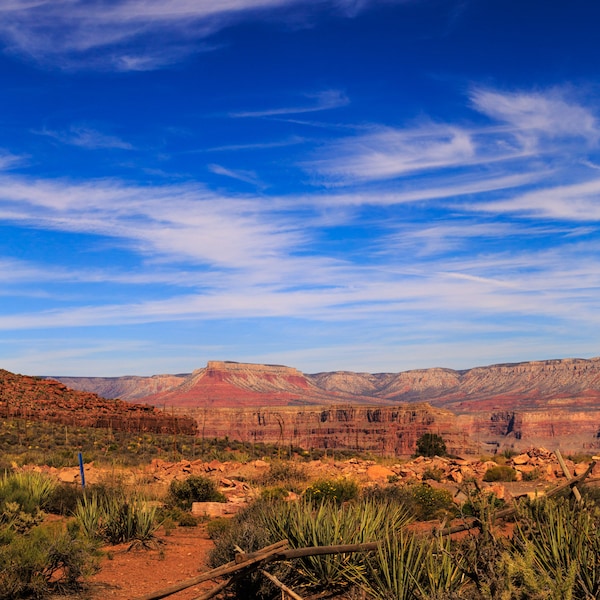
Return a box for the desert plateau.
[1,357,600,599]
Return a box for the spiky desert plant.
[419,534,465,598]
[75,491,158,546]
[255,496,412,592]
[209,496,413,598]
[362,529,425,600]
[511,497,600,599]
[0,471,57,515]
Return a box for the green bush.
[206,517,231,540]
[259,461,308,489]
[406,484,457,521]
[0,521,98,599]
[415,433,447,457]
[46,483,85,515]
[0,472,57,515]
[303,478,359,505]
[422,467,444,482]
[363,483,457,521]
[483,465,517,482]
[168,475,226,510]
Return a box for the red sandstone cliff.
[44,357,600,454]
[0,369,196,435]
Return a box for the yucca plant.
[0,471,57,515]
[362,529,425,600]
[511,497,600,599]
[255,497,412,593]
[418,534,465,598]
[75,491,158,547]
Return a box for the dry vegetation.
[1,418,600,600]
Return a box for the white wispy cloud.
[0,1,389,70]
[468,177,600,221]
[230,90,349,118]
[208,163,263,186]
[470,87,600,144]
[34,126,134,150]
[308,87,600,186]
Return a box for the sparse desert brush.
[74,490,159,547]
[259,460,309,489]
[303,477,359,505]
[167,474,226,510]
[362,482,457,522]
[0,521,98,599]
[483,465,517,482]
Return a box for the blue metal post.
[78,452,86,488]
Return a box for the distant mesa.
[17,355,600,454]
[52,357,600,412]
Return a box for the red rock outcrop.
[190,403,473,456]
[0,369,196,435]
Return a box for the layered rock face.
[46,357,600,454]
[192,403,471,456]
[55,357,600,410]
[0,369,196,435]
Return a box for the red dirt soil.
[85,525,215,600]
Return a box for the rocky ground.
[35,447,599,600]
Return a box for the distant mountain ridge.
[52,357,600,412]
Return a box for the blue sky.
[1,0,600,376]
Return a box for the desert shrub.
[46,482,85,515]
[580,484,600,506]
[206,517,231,540]
[260,486,290,501]
[415,433,447,457]
[483,465,517,482]
[363,483,457,522]
[422,467,444,482]
[0,521,98,599]
[303,477,359,505]
[510,497,600,599]
[259,461,308,489]
[167,475,226,510]
[407,484,457,521]
[0,471,57,515]
[210,496,412,599]
[521,467,541,482]
[208,501,277,600]
[176,512,199,527]
[74,491,158,546]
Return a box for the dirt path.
[87,526,215,600]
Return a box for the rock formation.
[40,356,600,454]
[0,369,196,435]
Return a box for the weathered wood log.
[260,569,305,600]
[134,540,289,600]
[555,449,582,502]
[190,576,233,600]
[278,542,379,560]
